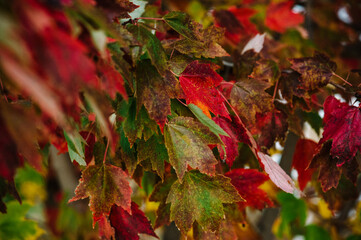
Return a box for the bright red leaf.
[225,168,273,210]
[265,0,304,33]
[179,61,229,118]
[292,139,317,191]
[319,96,361,166]
[213,116,251,167]
[110,202,158,240]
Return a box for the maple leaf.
[292,139,317,191]
[277,70,305,107]
[69,163,132,220]
[289,52,337,91]
[164,117,221,180]
[213,116,251,167]
[265,0,304,33]
[136,60,181,130]
[127,23,168,75]
[163,12,228,58]
[109,202,158,240]
[256,110,288,149]
[95,0,139,20]
[137,135,168,181]
[319,96,361,166]
[149,176,177,229]
[97,59,127,100]
[225,169,273,210]
[213,7,258,44]
[179,60,229,118]
[230,78,273,129]
[166,170,243,234]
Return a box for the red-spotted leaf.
[265,0,304,33]
[213,116,251,167]
[164,117,221,180]
[179,61,229,118]
[69,163,132,220]
[97,59,127,99]
[166,170,243,234]
[109,202,158,240]
[225,168,273,210]
[98,215,115,240]
[292,139,317,191]
[319,96,361,166]
[289,52,337,91]
[256,110,288,149]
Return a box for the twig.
[272,78,279,103]
[332,72,352,86]
[135,17,164,21]
[103,139,110,164]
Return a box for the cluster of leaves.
[0,0,361,239]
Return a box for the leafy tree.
[0,0,361,239]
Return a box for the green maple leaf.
[137,135,168,181]
[164,117,221,181]
[69,163,132,220]
[136,60,181,130]
[166,170,243,234]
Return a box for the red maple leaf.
[319,96,361,166]
[110,202,158,240]
[214,7,258,44]
[292,139,317,191]
[213,116,251,167]
[179,61,229,118]
[225,168,273,210]
[265,0,304,33]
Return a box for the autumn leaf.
[310,140,359,192]
[69,163,132,220]
[230,78,273,129]
[136,60,181,130]
[319,96,361,166]
[213,116,251,167]
[290,139,317,191]
[258,152,295,194]
[163,11,199,41]
[213,7,258,44]
[95,0,139,19]
[225,168,273,210]
[256,110,288,149]
[127,23,168,75]
[265,0,304,33]
[164,117,221,180]
[179,60,229,118]
[149,176,177,229]
[289,52,337,91]
[109,202,158,240]
[137,135,168,181]
[166,170,243,234]
[97,59,127,99]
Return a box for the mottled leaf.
[180,61,229,118]
[95,0,139,19]
[225,168,273,210]
[256,110,288,149]
[69,163,132,220]
[109,202,158,240]
[164,117,221,180]
[289,52,337,91]
[127,23,168,75]
[166,170,243,234]
[136,60,181,130]
[163,12,199,41]
[137,135,168,180]
[149,176,177,228]
[230,79,273,128]
[319,96,361,166]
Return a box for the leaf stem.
[272,78,280,103]
[103,139,110,164]
[332,72,352,86]
[135,17,164,21]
